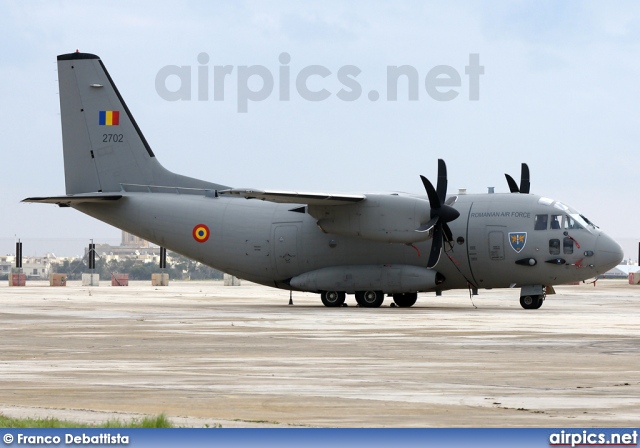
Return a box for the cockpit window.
[580,214,599,229]
[537,199,595,232]
[534,214,548,230]
[564,214,584,230]
[570,214,587,229]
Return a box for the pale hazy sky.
[1,1,638,259]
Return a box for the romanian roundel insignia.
[192,224,210,243]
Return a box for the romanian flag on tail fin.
[98,110,120,126]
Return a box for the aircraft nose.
[595,233,624,274]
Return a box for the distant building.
[604,265,640,279]
[0,256,12,276]
[0,254,58,279]
[121,231,149,248]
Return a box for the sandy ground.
[0,278,638,427]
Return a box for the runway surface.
[0,279,638,427]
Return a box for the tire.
[321,291,345,307]
[355,290,384,308]
[520,295,544,310]
[532,295,544,309]
[393,293,417,308]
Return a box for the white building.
[0,254,58,279]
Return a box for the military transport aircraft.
[24,52,623,309]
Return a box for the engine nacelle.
[309,193,433,244]
[290,264,445,294]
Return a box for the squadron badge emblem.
[509,232,527,253]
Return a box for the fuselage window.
[550,214,562,230]
[534,214,548,230]
[549,239,560,255]
[563,237,574,254]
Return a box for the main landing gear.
[320,291,346,307]
[355,290,385,308]
[320,291,419,308]
[392,293,418,307]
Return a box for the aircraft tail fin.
[57,52,227,194]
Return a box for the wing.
[221,188,443,245]
[219,188,366,206]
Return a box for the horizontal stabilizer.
[22,194,122,207]
[219,188,365,205]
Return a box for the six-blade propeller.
[418,159,460,268]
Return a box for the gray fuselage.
[75,190,621,293]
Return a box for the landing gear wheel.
[321,291,345,307]
[533,295,544,309]
[355,290,384,308]
[520,294,544,310]
[392,293,418,308]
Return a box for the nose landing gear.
[519,285,545,309]
[520,294,544,309]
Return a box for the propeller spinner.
[418,159,460,268]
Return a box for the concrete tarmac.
[0,279,638,427]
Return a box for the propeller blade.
[420,175,441,209]
[442,222,454,244]
[427,223,443,268]
[444,195,458,206]
[505,173,519,193]
[416,216,439,233]
[520,163,530,194]
[436,159,447,203]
